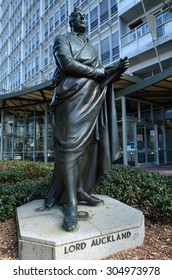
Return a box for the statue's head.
[69,7,87,34]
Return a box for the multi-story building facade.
[0,0,120,92]
[0,0,172,166]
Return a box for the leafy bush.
[0,160,52,184]
[0,161,53,221]
[0,161,172,224]
[94,164,172,224]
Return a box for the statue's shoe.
[63,207,78,232]
[77,191,103,206]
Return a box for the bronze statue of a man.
[44,7,128,232]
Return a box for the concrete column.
[155,124,159,165]
[162,107,167,164]
[122,96,128,165]
[0,109,4,160]
[44,104,48,163]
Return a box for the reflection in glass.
[137,125,145,150]
[147,127,156,150]
[138,152,146,163]
[127,151,136,166]
[148,152,155,163]
[140,102,151,121]
[126,99,138,118]
[25,118,35,152]
[158,125,164,163]
[35,117,44,151]
[116,99,122,120]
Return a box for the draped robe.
[44,32,120,207]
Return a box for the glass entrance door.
[137,124,158,166]
[137,124,146,164]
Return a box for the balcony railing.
[121,22,149,46]
[121,9,172,47]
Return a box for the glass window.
[45,22,48,37]
[126,99,138,118]
[49,16,53,33]
[32,13,35,24]
[140,102,151,121]
[36,8,39,20]
[29,18,32,29]
[90,6,98,31]
[25,117,34,161]
[112,31,119,61]
[66,0,68,17]
[14,119,23,154]
[117,122,123,155]
[137,124,145,151]
[31,60,35,75]
[101,37,110,64]
[25,43,28,56]
[28,39,31,53]
[36,32,39,46]
[3,114,14,160]
[157,26,164,37]
[60,4,65,22]
[25,1,29,12]
[74,0,79,8]
[25,65,27,80]
[35,56,39,72]
[44,49,48,66]
[55,11,59,27]
[92,43,98,54]
[26,22,28,33]
[32,36,35,50]
[28,63,31,78]
[49,45,53,61]
[47,118,53,162]
[85,13,88,35]
[116,99,122,120]
[100,0,109,23]
[136,23,149,37]
[45,0,48,10]
[111,0,118,16]
[156,10,172,26]
[35,117,44,152]
[165,109,172,119]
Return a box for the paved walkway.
[143,164,172,176]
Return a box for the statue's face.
[71,11,87,33]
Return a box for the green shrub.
[0,161,172,224]
[0,178,50,221]
[94,164,172,224]
[0,161,53,221]
[0,185,16,221]
[0,160,52,184]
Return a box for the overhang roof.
[115,67,172,107]
[0,80,54,111]
[0,66,172,111]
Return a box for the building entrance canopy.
[115,67,172,108]
[0,67,172,110]
[0,81,54,112]
[0,67,172,164]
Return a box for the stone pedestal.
[17,195,144,260]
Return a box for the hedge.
[94,164,172,224]
[0,161,171,224]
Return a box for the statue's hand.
[99,57,129,88]
[105,56,129,74]
[119,56,129,70]
[94,67,106,79]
